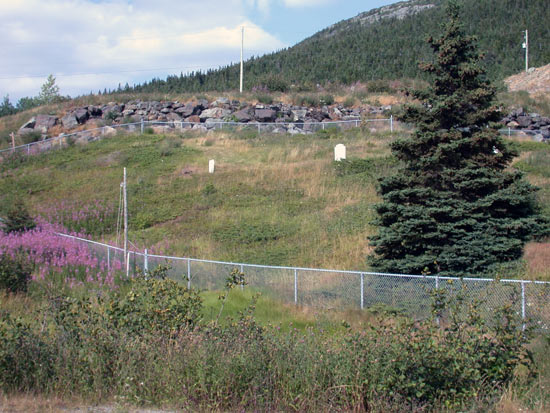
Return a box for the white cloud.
[0,0,285,100]
[282,0,336,7]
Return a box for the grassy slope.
[0,124,549,280]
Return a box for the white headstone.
[334,144,346,161]
[208,159,215,173]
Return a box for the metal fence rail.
[0,118,395,158]
[2,116,541,160]
[56,232,550,330]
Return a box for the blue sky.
[0,0,396,101]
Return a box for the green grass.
[0,127,549,279]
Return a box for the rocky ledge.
[17,98,391,138]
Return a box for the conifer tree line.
[127,0,549,94]
[369,0,550,277]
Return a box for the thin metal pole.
[187,259,191,289]
[141,118,144,134]
[521,281,526,331]
[294,269,298,305]
[107,246,110,272]
[360,273,364,310]
[144,248,148,273]
[240,26,244,94]
[390,115,394,133]
[435,275,440,326]
[123,168,128,277]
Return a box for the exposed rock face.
[61,113,78,129]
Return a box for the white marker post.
[209,159,215,173]
[334,144,346,161]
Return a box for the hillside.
[1,127,549,280]
[129,0,550,94]
[505,63,550,96]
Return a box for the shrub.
[108,276,203,336]
[257,74,289,92]
[0,311,53,392]
[20,131,42,145]
[319,94,334,106]
[2,199,36,234]
[0,253,32,293]
[255,93,273,105]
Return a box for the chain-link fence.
[57,233,550,330]
[0,118,396,160]
[2,117,541,161]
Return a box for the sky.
[0,0,397,102]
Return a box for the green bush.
[0,253,32,293]
[109,276,203,336]
[0,311,53,392]
[333,156,399,178]
[319,94,334,106]
[2,199,36,234]
[257,74,289,92]
[255,93,273,105]
[20,131,42,145]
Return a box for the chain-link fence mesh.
[55,233,550,330]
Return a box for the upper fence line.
[0,116,539,157]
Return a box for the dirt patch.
[177,166,199,178]
[96,151,124,167]
[505,64,550,97]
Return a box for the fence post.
[294,269,298,305]
[257,123,261,134]
[107,246,110,272]
[521,281,526,331]
[355,120,359,127]
[27,144,30,155]
[141,118,144,134]
[435,275,440,326]
[508,127,511,137]
[360,273,364,310]
[187,259,191,289]
[390,115,394,133]
[144,249,148,273]
[240,264,244,291]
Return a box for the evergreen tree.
[369,1,549,277]
[3,199,36,234]
[38,74,61,104]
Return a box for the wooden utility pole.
[523,29,529,72]
[123,167,128,277]
[240,26,244,94]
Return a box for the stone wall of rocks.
[501,108,550,141]
[18,98,392,137]
[16,98,550,142]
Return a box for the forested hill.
[130,0,550,94]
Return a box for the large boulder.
[88,106,102,117]
[61,113,78,129]
[176,103,200,117]
[74,109,89,124]
[199,108,230,121]
[517,116,533,128]
[291,109,307,121]
[185,115,201,123]
[254,108,276,122]
[34,115,58,133]
[20,117,36,130]
[234,108,252,122]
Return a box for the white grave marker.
[334,144,346,161]
[209,159,215,173]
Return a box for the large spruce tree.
[369,1,549,277]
